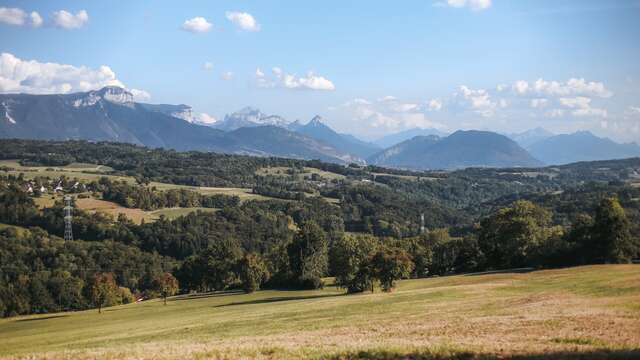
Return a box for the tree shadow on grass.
[16,314,69,322]
[324,349,640,360]
[170,290,245,302]
[214,293,345,308]
[464,267,536,277]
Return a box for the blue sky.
[1,0,639,141]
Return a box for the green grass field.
[1,265,638,360]
[149,207,219,220]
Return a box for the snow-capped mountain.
[213,107,289,131]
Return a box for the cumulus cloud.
[437,0,492,11]
[203,62,213,71]
[196,112,217,124]
[30,11,43,27]
[0,7,43,27]
[530,98,548,108]
[0,52,149,97]
[428,99,443,111]
[453,85,498,117]
[0,7,27,26]
[511,78,612,98]
[129,89,151,102]
[221,71,234,81]
[255,67,335,91]
[335,96,446,132]
[557,96,607,118]
[182,17,212,33]
[225,11,260,32]
[52,10,88,29]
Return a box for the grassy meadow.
[0,265,638,359]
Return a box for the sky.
[1,0,640,141]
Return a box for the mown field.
[1,265,638,360]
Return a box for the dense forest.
[1,139,639,317]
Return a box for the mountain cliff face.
[368,130,543,170]
[0,88,359,163]
[212,107,289,131]
[527,131,640,165]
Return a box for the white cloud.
[203,62,213,71]
[378,95,397,102]
[255,67,335,91]
[196,112,217,124]
[439,0,492,11]
[221,71,234,81]
[52,10,89,30]
[626,106,640,115]
[130,89,151,102]
[557,96,607,118]
[428,99,443,111]
[0,7,26,26]
[336,96,446,132]
[530,98,548,108]
[225,11,260,32]
[513,80,529,95]
[0,52,150,97]
[454,85,497,117]
[0,7,42,27]
[30,11,42,27]
[511,78,612,98]
[182,17,212,33]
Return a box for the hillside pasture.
[0,265,638,359]
[75,198,156,224]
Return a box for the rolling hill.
[1,265,637,359]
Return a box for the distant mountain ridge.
[289,116,381,158]
[508,127,554,148]
[0,87,360,164]
[368,130,543,170]
[374,127,448,148]
[527,131,640,165]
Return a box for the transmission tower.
[64,195,73,241]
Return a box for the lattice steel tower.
[64,195,73,241]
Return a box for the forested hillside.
[1,139,639,317]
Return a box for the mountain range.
[526,131,640,165]
[374,127,448,148]
[368,130,543,170]
[0,87,359,164]
[2,86,639,169]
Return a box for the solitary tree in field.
[91,273,119,313]
[237,253,270,293]
[592,197,635,263]
[478,200,553,269]
[153,272,179,305]
[368,246,414,292]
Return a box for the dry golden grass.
[75,198,156,224]
[1,265,638,359]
